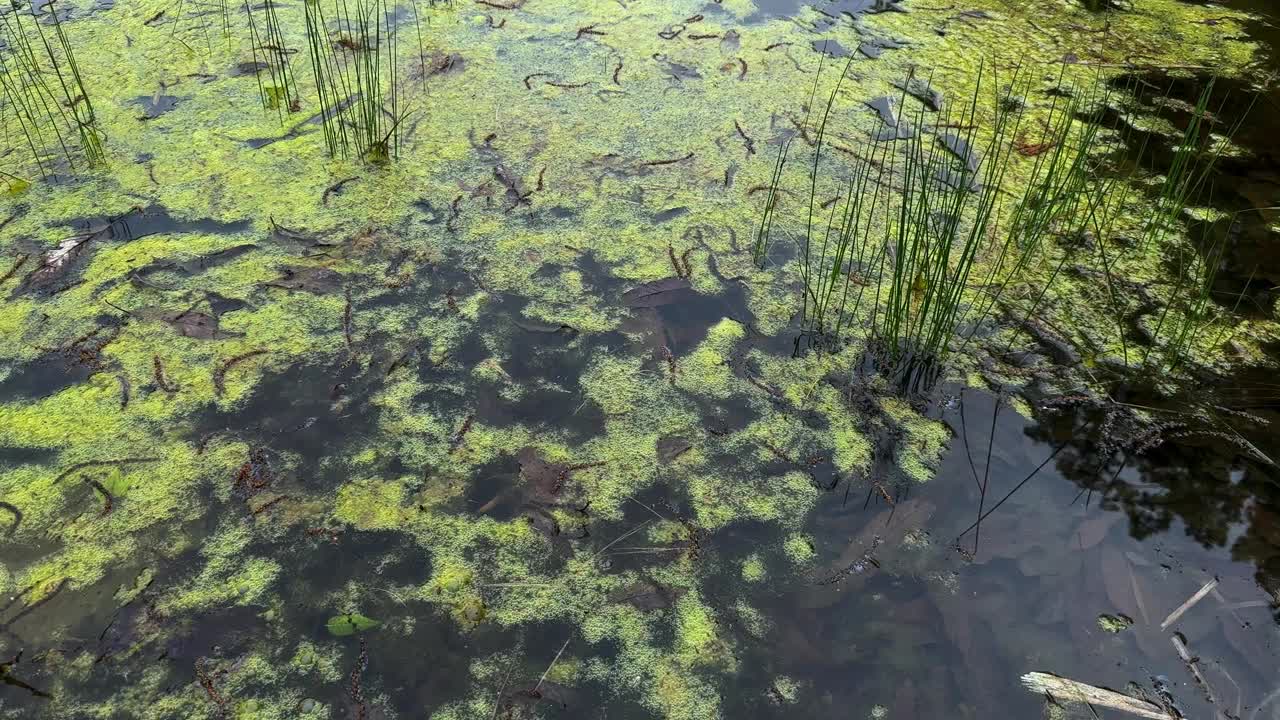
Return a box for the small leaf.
[101,469,131,498]
[325,613,379,636]
[4,177,30,196]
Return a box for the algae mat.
[0,0,1276,718]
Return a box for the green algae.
[0,0,1274,718]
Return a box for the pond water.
[2,0,1280,719]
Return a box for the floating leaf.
[325,613,380,636]
[3,177,30,196]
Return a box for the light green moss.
[783,533,817,566]
[333,478,408,530]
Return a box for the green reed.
[304,0,407,162]
[872,63,1028,389]
[0,0,103,175]
[242,0,298,116]
[756,60,1131,391]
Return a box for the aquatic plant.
[1086,75,1254,375]
[762,61,1041,390]
[0,0,104,174]
[966,72,1119,358]
[870,63,1027,390]
[303,0,407,161]
[243,0,299,115]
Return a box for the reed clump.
[0,0,104,176]
[303,0,409,162]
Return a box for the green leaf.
[3,177,30,196]
[325,613,380,636]
[101,469,131,498]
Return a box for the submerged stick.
[1,579,68,629]
[1171,632,1217,705]
[213,350,269,397]
[1160,578,1217,629]
[52,457,161,484]
[1021,672,1177,719]
[534,637,572,694]
[85,478,113,515]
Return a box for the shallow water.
[2,0,1280,719]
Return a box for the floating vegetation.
[0,1,1275,719]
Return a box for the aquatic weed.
[243,0,299,115]
[0,0,104,174]
[304,0,409,161]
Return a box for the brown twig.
[575,24,606,39]
[322,176,360,206]
[745,373,782,399]
[733,120,755,156]
[450,414,476,453]
[152,356,178,393]
[195,658,229,718]
[738,58,747,80]
[764,42,791,51]
[213,350,268,397]
[641,152,694,167]
[612,60,623,84]
[762,441,797,465]
[349,639,369,720]
[251,494,289,516]
[85,478,113,516]
[0,254,28,287]
[523,73,551,90]
[343,288,355,350]
[113,374,130,409]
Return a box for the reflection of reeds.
[1096,75,1252,376]
[0,0,104,175]
[303,0,408,162]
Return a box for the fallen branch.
[1021,672,1177,720]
